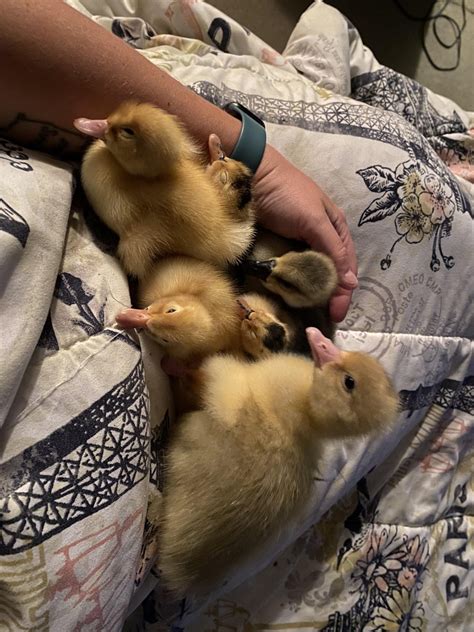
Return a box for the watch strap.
[224,102,266,173]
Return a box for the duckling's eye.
[344,374,356,392]
[165,307,177,314]
[121,127,135,136]
[219,170,229,184]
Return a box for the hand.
[253,146,358,322]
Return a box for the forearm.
[0,0,245,159]
[0,0,357,321]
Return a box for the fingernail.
[343,270,358,288]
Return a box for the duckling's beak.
[73,117,109,139]
[208,133,226,162]
[116,308,150,330]
[306,327,341,368]
[236,299,254,319]
[241,258,276,281]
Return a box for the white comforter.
[1,1,472,630]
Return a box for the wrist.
[253,143,282,194]
[255,143,279,178]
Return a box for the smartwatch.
[224,102,266,174]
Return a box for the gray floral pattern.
[321,526,429,631]
[358,159,458,271]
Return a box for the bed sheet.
[1,1,472,630]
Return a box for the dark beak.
[241,258,276,281]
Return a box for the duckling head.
[306,328,399,437]
[116,297,214,359]
[243,251,338,308]
[74,101,195,177]
[237,296,291,359]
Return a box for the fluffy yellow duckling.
[116,256,295,363]
[74,102,255,279]
[158,328,399,597]
[116,256,242,362]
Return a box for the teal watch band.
[224,102,266,174]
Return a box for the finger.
[337,211,358,278]
[305,212,357,291]
[329,288,353,323]
[324,201,358,277]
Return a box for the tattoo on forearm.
[0,113,89,158]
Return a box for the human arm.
[0,0,357,320]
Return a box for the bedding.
[0,1,472,630]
